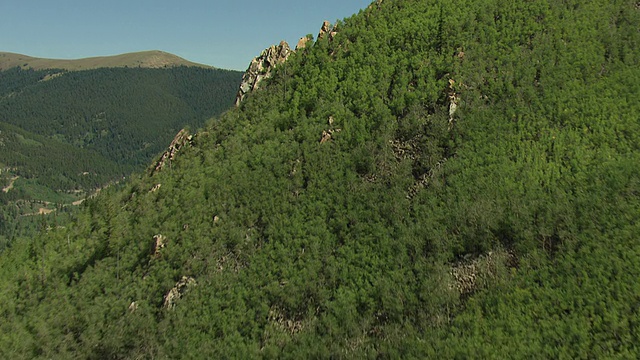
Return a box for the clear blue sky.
[0,0,373,71]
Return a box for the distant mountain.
[0,50,213,71]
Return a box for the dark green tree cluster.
[0,66,242,168]
[0,0,639,358]
[0,121,126,190]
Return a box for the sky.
[0,0,373,71]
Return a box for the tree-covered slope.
[0,65,242,248]
[1,0,639,358]
[0,66,242,171]
[0,120,123,249]
[0,121,124,190]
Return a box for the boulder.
[447,79,460,126]
[128,301,138,312]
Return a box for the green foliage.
[0,121,125,190]
[1,0,640,357]
[0,65,241,243]
[0,66,242,169]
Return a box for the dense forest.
[0,65,241,247]
[0,66,242,171]
[0,121,125,190]
[1,0,639,358]
[0,120,123,249]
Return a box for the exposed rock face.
[449,250,517,297]
[318,20,338,41]
[152,234,167,258]
[318,20,331,39]
[163,276,197,309]
[235,41,292,106]
[235,21,341,106]
[447,79,460,128]
[128,301,138,312]
[150,129,193,175]
[296,36,310,50]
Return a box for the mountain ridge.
[0,50,213,71]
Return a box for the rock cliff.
[235,21,340,106]
[235,41,292,106]
[317,20,338,41]
[150,129,194,175]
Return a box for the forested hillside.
[0,65,241,246]
[0,121,124,190]
[0,66,242,171]
[1,0,639,358]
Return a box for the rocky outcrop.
[235,21,341,106]
[152,234,166,258]
[163,276,196,309]
[369,0,385,9]
[318,20,331,39]
[448,79,460,124]
[320,130,333,143]
[235,41,292,106]
[319,116,341,143]
[449,250,517,297]
[296,36,311,50]
[150,129,193,175]
[2,175,18,193]
[317,20,338,41]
